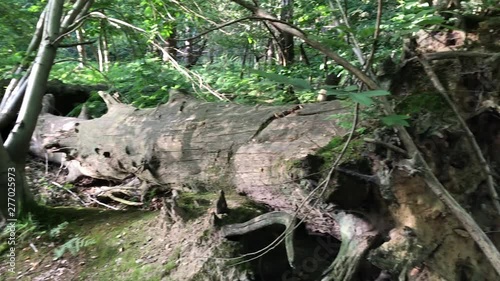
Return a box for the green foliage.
[0,0,41,75]
[347,90,390,106]
[251,69,312,90]
[0,214,40,247]
[53,236,96,259]
[381,114,411,127]
[49,221,70,239]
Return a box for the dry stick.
[418,56,500,215]
[363,137,410,158]
[50,181,87,206]
[86,195,119,210]
[228,0,500,276]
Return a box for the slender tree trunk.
[75,28,87,68]
[1,0,95,224]
[265,39,275,65]
[299,43,309,65]
[97,35,104,72]
[279,0,294,66]
[100,20,110,72]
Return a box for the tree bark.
[279,0,294,66]
[1,0,95,223]
[35,90,349,226]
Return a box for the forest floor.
[0,156,231,281]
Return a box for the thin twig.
[50,181,87,206]
[364,137,410,158]
[86,195,119,210]
[364,0,383,72]
[417,56,500,215]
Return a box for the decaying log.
[33,90,349,228]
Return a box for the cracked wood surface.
[35,91,349,233]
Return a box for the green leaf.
[416,16,445,26]
[348,93,374,106]
[343,85,358,92]
[250,70,312,90]
[325,89,346,96]
[381,115,410,127]
[357,90,391,97]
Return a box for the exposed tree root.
[221,211,296,268]
[321,212,379,281]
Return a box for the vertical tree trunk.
[75,28,87,68]
[1,0,65,224]
[265,39,275,65]
[240,42,249,79]
[1,0,95,224]
[299,43,309,65]
[100,20,110,72]
[279,0,294,66]
[97,34,104,72]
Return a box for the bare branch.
[58,40,96,48]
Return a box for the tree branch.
[58,40,96,48]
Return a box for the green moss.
[163,247,181,276]
[0,207,164,280]
[317,137,344,155]
[316,136,365,166]
[176,192,215,220]
[76,211,161,281]
[396,92,448,115]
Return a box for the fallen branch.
[50,181,87,206]
[86,195,119,210]
[364,137,410,158]
[424,51,495,60]
[104,192,143,206]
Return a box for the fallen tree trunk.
[31,88,500,280]
[35,90,349,228]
